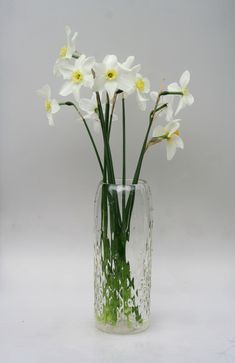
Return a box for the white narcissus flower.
[53,26,78,76]
[37,84,60,126]
[59,54,95,101]
[93,55,135,99]
[168,70,194,115]
[79,93,118,133]
[152,121,184,160]
[134,73,150,111]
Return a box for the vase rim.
[99,178,148,187]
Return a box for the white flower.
[168,70,194,115]
[152,121,184,160]
[93,55,135,99]
[134,73,150,111]
[59,54,95,101]
[119,57,149,110]
[37,84,60,126]
[79,93,118,133]
[53,26,78,76]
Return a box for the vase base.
[95,319,150,335]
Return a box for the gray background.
[0,0,235,362]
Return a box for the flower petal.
[93,120,101,133]
[59,81,73,96]
[51,99,60,114]
[105,81,117,99]
[37,84,51,99]
[47,112,55,127]
[175,98,185,115]
[103,55,118,69]
[79,98,94,113]
[152,125,165,137]
[168,82,181,93]
[72,85,81,102]
[184,93,194,106]
[167,121,180,136]
[136,91,147,111]
[143,77,150,93]
[180,70,190,88]
[166,140,177,160]
[93,76,105,92]
[172,134,184,149]
[122,56,135,69]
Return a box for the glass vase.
[94,179,153,334]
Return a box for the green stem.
[95,93,122,230]
[108,92,118,140]
[122,95,126,225]
[125,101,169,232]
[59,101,103,174]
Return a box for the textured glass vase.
[94,179,153,334]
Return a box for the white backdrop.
[0,0,235,362]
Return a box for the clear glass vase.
[94,179,153,334]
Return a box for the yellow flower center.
[72,70,84,83]
[59,46,67,58]
[183,88,189,96]
[167,129,180,140]
[105,69,117,80]
[45,99,52,113]
[135,79,145,91]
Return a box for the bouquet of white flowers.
[38,26,194,333]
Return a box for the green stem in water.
[122,94,126,226]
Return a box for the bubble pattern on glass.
[94,181,153,332]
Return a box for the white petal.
[59,81,73,96]
[184,93,194,106]
[172,134,184,149]
[131,64,141,74]
[118,73,134,93]
[122,56,135,69]
[103,55,118,68]
[93,63,106,77]
[152,125,165,137]
[143,77,150,93]
[75,54,86,68]
[175,98,186,115]
[83,56,95,71]
[65,25,71,38]
[72,85,81,102]
[70,31,78,53]
[105,81,117,99]
[175,96,186,115]
[180,70,190,88]
[79,98,94,113]
[47,113,55,127]
[167,121,180,136]
[136,91,147,111]
[93,76,105,92]
[166,102,174,122]
[93,120,101,133]
[166,140,177,160]
[168,82,181,93]
[51,99,60,114]
[37,84,51,99]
